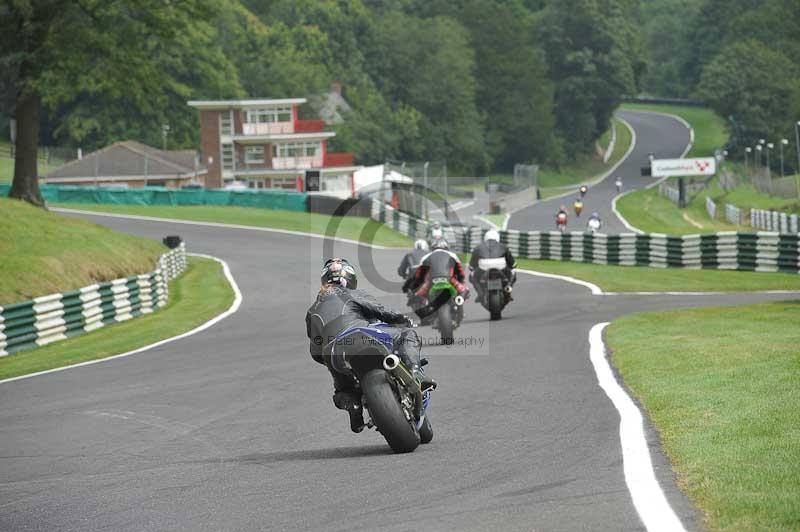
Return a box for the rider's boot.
[332,391,365,433]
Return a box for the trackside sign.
[651,157,716,177]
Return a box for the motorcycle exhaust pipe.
[504,285,513,294]
[383,354,424,419]
[455,295,465,306]
[383,354,400,372]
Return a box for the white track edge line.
[604,290,800,296]
[516,268,603,295]
[0,253,243,385]
[589,322,687,532]
[51,208,400,250]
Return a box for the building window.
[245,106,293,124]
[245,146,265,164]
[221,143,234,171]
[273,141,321,158]
[220,112,233,136]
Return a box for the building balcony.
[242,122,294,135]
[294,119,326,133]
[324,152,355,167]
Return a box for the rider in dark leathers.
[398,239,429,294]
[469,229,516,304]
[306,258,433,432]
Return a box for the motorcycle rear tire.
[488,291,503,321]
[362,370,420,454]
[438,304,454,344]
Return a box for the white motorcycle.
[586,217,602,234]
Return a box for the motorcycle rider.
[398,239,429,294]
[306,258,435,433]
[469,229,516,304]
[573,197,584,217]
[409,238,470,303]
[615,177,623,193]
[426,221,444,246]
[587,212,602,233]
[579,185,588,198]
[556,205,569,229]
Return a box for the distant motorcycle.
[586,217,601,234]
[476,258,512,321]
[330,323,434,453]
[556,212,568,233]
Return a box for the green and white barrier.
[371,199,800,274]
[751,208,799,234]
[0,244,186,357]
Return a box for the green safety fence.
[371,199,800,274]
[0,184,308,212]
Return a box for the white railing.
[242,122,294,136]
[271,156,323,170]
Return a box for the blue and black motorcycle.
[329,323,434,453]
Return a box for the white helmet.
[484,229,500,242]
[414,239,429,251]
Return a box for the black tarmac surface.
[1,211,795,531]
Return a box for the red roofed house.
[188,98,359,195]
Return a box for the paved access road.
[1,212,795,532]
[509,110,692,233]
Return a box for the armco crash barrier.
[0,184,307,212]
[371,199,800,274]
[0,244,187,357]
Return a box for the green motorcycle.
[426,277,464,344]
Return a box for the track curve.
[2,212,796,531]
[509,110,692,233]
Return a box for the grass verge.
[0,256,234,380]
[616,186,742,235]
[514,257,800,292]
[620,103,728,158]
[607,301,800,530]
[537,117,634,191]
[0,197,165,304]
[51,203,413,248]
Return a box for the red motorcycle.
[556,212,568,233]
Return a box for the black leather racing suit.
[398,248,428,293]
[469,241,516,299]
[306,286,419,393]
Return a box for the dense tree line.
[2,0,644,204]
[640,0,800,168]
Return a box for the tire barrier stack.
[705,196,717,219]
[750,208,799,234]
[371,199,800,274]
[0,245,187,357]
[725,204,743,226]
[658,182,680,205]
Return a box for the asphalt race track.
[509,110,692,233]
[2,210,796,532]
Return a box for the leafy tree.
[697,40,800,161]
[540,0,642,158]
[1,0,236,206]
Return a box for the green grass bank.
[607,301,800,530]
[0,197,165,304]
[0,256,234,380]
